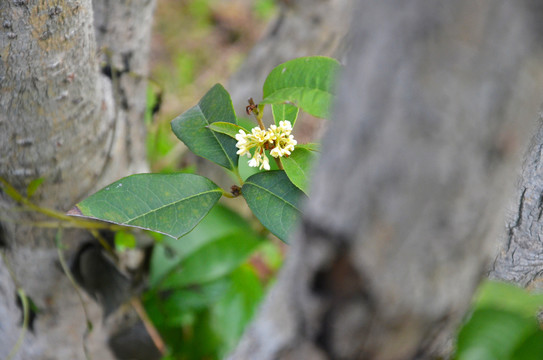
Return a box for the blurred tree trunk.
[0,0,154,359]
[230,1,543,359]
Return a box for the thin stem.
[274,157,284,170]
[248,98,266,130]
[222,190,235,198]
[0,177,128,232]
[233,167,244,186]
[2,251,29,360]
[131,297,167,356]
[255,105,266,130]
[55,228,93,359]
[6,288,29,360]
[256,114,265,130]
[1,251,18,288]
[0,216,126,232]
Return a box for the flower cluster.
[235,120,297,170]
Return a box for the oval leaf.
[455,308,541,360]
[68,173,222,239]
[162,278,231,317]
[149,204,261,286]
[271,103,299,127]
[281,146,318,194]
[171,84,238,170]
[208,121,245,139]
[242,171,306,242]
[160,230,261,289]
[262,56,341,119]
[211,267,264,355]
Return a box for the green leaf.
[455,308,542,360]
[160,230,261,289]
[242,171,306,242]
[208,121,245,139]
[454,281,543,360]
[69,173,222,239]
[27,177,45,197]
[114,231,136,250]
[281,146,318,194]
[510,330,543,360]
[271,103,299,127]
[211,266,264,357]
[171,83,238,170]
[474,281,543,317]
[262,56,340,119]
[149,204,259,286]
[162,278,232,317]
[256,241,284,272]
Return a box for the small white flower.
[278,120,293,133]
[235,129,248,143]
[248,156,259,168]
[234,120,297,170]
[270,146,281,158]
[261,155,270,170]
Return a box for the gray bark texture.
[230,1,543,359]
[0,0,154,359]
[491,122,543,289]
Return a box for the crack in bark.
[505,187,527,251]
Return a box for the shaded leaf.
[271,103,299,127]
[510,330,543,360]
[455,308,542,360]
[171,84,238,170]
[262,56,340,119]
[281,146,318,194]
[149,204,259,286]
[211,266,264,357]
[455,281,543,360]
[69,173,222,239]
[162,278,232,321]
[208,121,245,139]
[242,171,306,242]
[160,230,261,289]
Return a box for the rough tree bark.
[0,0,154,359]
[491,122,543,290]
[230,1,543,359]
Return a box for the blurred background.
[146,0,277,173]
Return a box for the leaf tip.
[66,206,83,216]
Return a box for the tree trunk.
[0,0,154,358]
[230,1,543,359]
[490,121,543,290]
